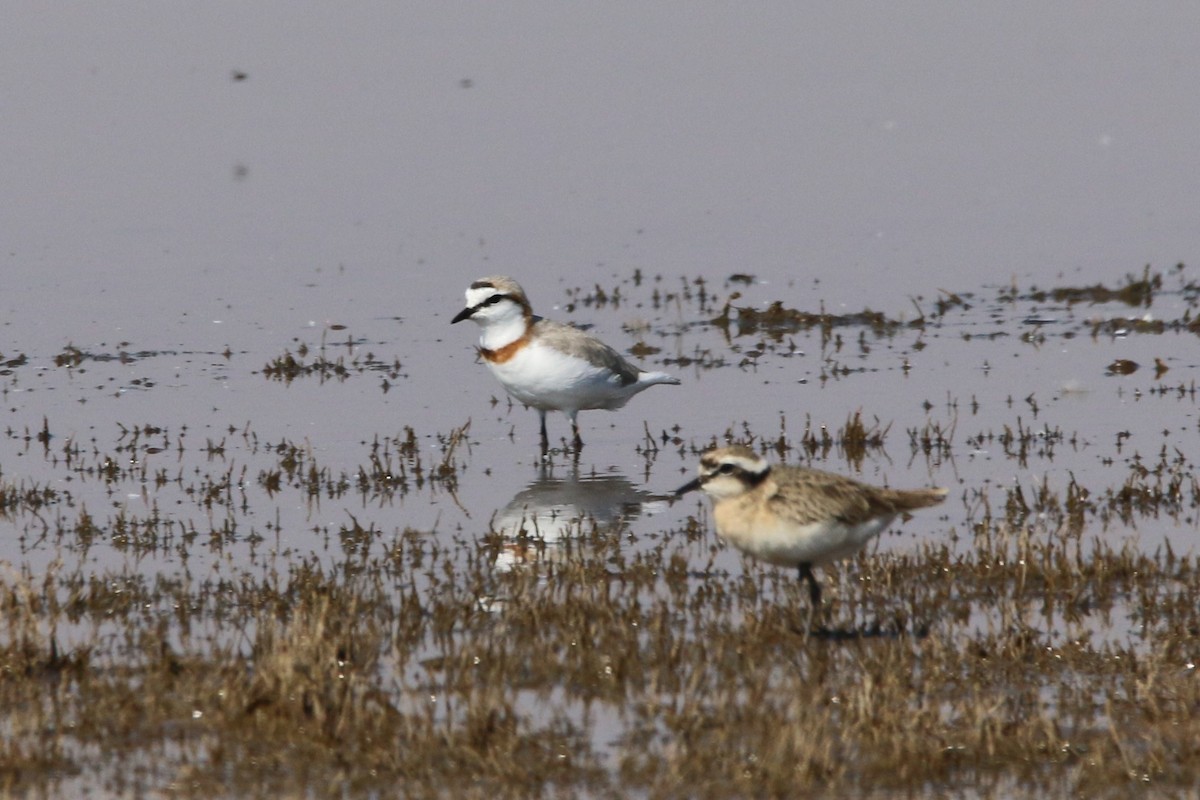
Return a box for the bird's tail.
[890,486,949,511]
[638,371,681,387]
[897,484,950,510]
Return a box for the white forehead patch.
[701,449,767,477]
[464,284,503,308]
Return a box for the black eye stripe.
[702,460,770,487]
[471,294,508,312]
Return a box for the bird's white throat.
[478,313,530,351]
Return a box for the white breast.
[488,340,636,412]
[716,512,895,567]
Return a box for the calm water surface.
[2,3,1199,795]
[3,0,1199,634]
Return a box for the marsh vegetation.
[3,267,1199,797]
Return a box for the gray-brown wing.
[531,318,641,385]
[766,466,906,526]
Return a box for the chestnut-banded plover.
[452,276,679,453]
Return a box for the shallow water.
[8,268,1196,574]
[3,3,1200,797]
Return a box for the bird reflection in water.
[490,467,664,572]
[481,466,668,612]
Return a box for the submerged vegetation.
[261,328,405,388]
[2,266,1200,797]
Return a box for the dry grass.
[2,485,1198,798]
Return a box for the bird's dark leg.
[538,410,549,456]
[569,412,583,451]
[796,562,825,633]
[798,562,821,607]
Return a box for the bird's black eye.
[484,294,505,305]
[718,463,736,475]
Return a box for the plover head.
[675,445,770,500]
[451,276,532,326]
